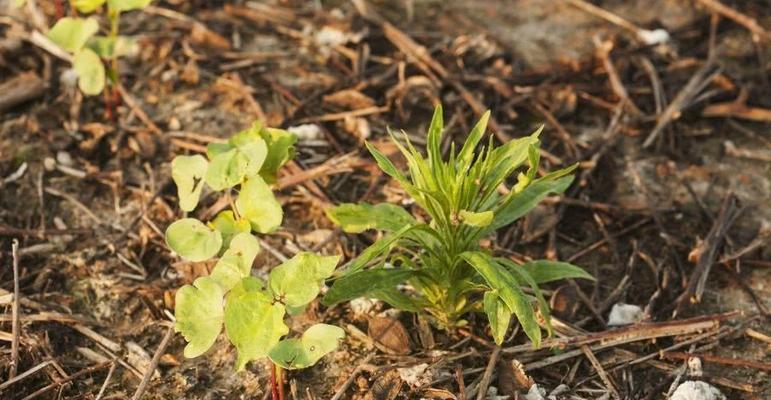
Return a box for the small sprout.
[167,122,343,373]
[324,105,594,346]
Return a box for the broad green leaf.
[175,277,224,358]
[488,175,574,232]
[268,324,344,369]
[224,277,287,371]
[326,203,416,233]
[229,121,264,147]
[108,0,152,11]
[171,155,208,212]
[458,210,493,227]
[371,287,422,312]
[73,48,105,96]
[88,35,137,58]
[483,291,511,345]
[47,17,99,53]
[517,260,594,284]
[165,218,223,262]
[497,257,554,336]
[461,251,541,347]
[322,268,415,306]
[209,210,251,249]
[204,148,248,191]
[206,142,232,159]
[210,233,260,291]
[268,252,340,308]
[236,176,282,233]
[73,0,106,12]
[259,128,296,183]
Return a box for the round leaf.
[171,155,208,212]
[209,210,251,249]
[72,0,106,12]
[236,176,282,233]
[259,128,296,183]
[174,277,224,358]
[73,48,105,96]
[204,148,248,191]
[88,35,137,58]
[210,232,260,291]
[268,252,339,308]
[268,324,344,370]
[165,218,223,262]
[108,0,152,11]
[47,17,99,53]
[224,277,288,371]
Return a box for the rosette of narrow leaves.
[324,106,593,347]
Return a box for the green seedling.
[46,0,152,96]
[323,106,594,347]
[165,122,344,383]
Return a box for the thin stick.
[0,360,53,391]
[95,359,118,400]
[329,354,374,400]
[475,346,501,400]
[581,345,619,399]
[10,239,21,380]
[696,0,769,41]
[131,325,174,400]
[20,361,112,400]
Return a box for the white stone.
[671,381,726,400]
[607,303,644,326]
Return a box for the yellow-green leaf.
[88,35,137,58]
[72,0,106,13]
[259,127,296,183]
[108,0,152,11]
[268,252,339,308]
[209,210,251,249]
[268,324,344,369]
[204,148,248,191]
[224,277,287,371]
[326,203,416,233]
[171,154,208,212]
[48,17,99,53]
[236,176,282,233]
[165,218,222,262]
[73,48,105,96]
[210,233,260,291]
[174,276,224,358]
[458,210,493,227]
[483,290,511,345]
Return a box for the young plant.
[46,0,151,96]
[323,106,593,346]
[165,122,344,378]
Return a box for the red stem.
[54,0,64,19]
[270,363,279,400]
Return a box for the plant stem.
[270,363,279,400]
[277,365,285,400]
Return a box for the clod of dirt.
[367,316,411,355]
[607,303,644,326]
[366,369,404,400]
[670,381,726,400]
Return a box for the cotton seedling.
[165,122,344,378]
[323,106,594,346]
[45,0,152,96]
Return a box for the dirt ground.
[1,0,770,399]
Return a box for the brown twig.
[10,239,20,380]
[131,325,174,400]
[475,346,501,400]
[695,0,770,41]
[329,354,374,400]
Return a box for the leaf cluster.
[324,106,593,346]
[45,0,151,95]
[167,123,344,371]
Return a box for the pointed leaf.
[174,277,224,358]
[108,0,152,11]
[268,252,340,308]
[47,17,99,52]
[458,210,493,227]
[518,260,594,284]
[236,175,282,233]
[326,203,416,233]
[489,175,574,232]
[171,154,208,212]
[461,251,541,347]
[224,277,287,371]
[322,267,415,306]
[483,291,511,345]
[73,48,105,96]
[165,218,222,262]
[268,324,344,369]
[210,233,260,291]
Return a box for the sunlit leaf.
[108,0,152,11]
[72,0,106,12]
[73,48,105,96]
[488,175,574,232]
[268,324,344,369]
[517,260,594,284]
[483,291,511,345]
[204,148,248,191]
[326,203,416,233]
[224,277,287,371]
[458,210,493,227]
[88,35,137,58]
[236,176,282,233]
[259,127,296,183]
[165,218,222,262]
[48,17,99,53]
[210,233,260,291]
[461,251,541,347]
[268,252,339,308]
[171,155,208,212]
[209,210,251,249]
[174,276,224,358]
